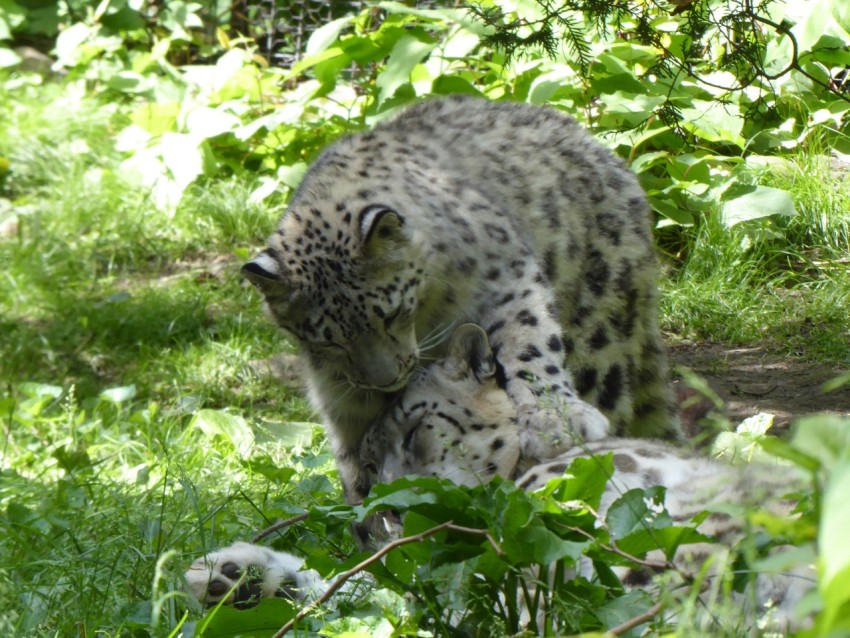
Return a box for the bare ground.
[257,340,850,436]
[668,340,850,433]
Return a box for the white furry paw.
[185,542,326,609]
[517,400,609,461]
[563,398,609,441]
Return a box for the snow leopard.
[359,323,811,626]
[242,96,679,503]
[188,324,810,627]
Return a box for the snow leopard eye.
[383,306,402,329]
[311,342,345,354]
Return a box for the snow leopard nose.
[355,351,415,390]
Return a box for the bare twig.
[271,521,503,636]
[608,600,664,635]
[252,513,310,544]
[563,525,672,572]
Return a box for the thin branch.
[252,513,309,543]
[608,600,664,635]
[271,521,504,636]
[563,524,672,572]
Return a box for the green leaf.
[832,0,850,37]
[0,0,25,38]
[789,415,850,470]
[648,194,693,226]
[196,597,297,637]
[254,420,315,448]
[720,185,797,226]
[160,133,203,190]
[186,107,240,140]
[19,382,63,399]
[431,75,483,96]
[100,385,137,403]
[376,34,435,103]
[0,46,21,67]
[606,487,671,541]
[537,454,612,509]
[819,460,850,628]
[305,16,354,56]
[131,102,180,135]
[679,101,745,147]
[191,409,254,457]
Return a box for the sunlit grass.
[660,152,850,364]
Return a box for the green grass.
[659,153,850,363]
[0,81,847,636]
[1,82,340,636]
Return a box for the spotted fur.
[243,96,679,502]
[362,324,811,627]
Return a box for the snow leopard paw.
[185,542,326,609]
[517,400,609,461]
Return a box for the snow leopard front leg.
[480,283,609,460]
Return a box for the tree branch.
[271,521,504,636]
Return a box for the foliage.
[2,0,850,636]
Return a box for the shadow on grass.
[1,283,241,396]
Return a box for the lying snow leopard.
[242,95,679,503]
[188,324,810,624]
[360,323,811,621]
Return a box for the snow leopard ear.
[447,323,496,381]
[242,249,289,295]
[358,205,406,257]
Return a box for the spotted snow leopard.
[187,324,810,627]
[242,96,679,503]
[357,323,811,626]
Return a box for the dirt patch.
[668,340,850,432]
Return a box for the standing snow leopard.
[242,96,679,503]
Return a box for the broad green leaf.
[431,74,483,96]
[191,409,253,457]
[100,385,137,403]
[376,34,435,103]
[131,102,180,135]
[649,194,693,226]
[606,487,671,540]
[53,21,94,68]
[679,102,745,147]
[254,420,315,448]
[616,525,708,559]
[720,185,797,226]
[834,1,850,35]
[19,382,63,399]
[186,107,240,140]
[819,460,850,627]
[536,454,613,509]
[517,525,588,564]
[599,92,665,127]
[160,133,203,190]
[0,46,21,67]
[0,0,25,37]
[790,415,850,470]
[196,597,297,637]
[305,16,354,56]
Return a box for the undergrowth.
[2,2,850,634]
